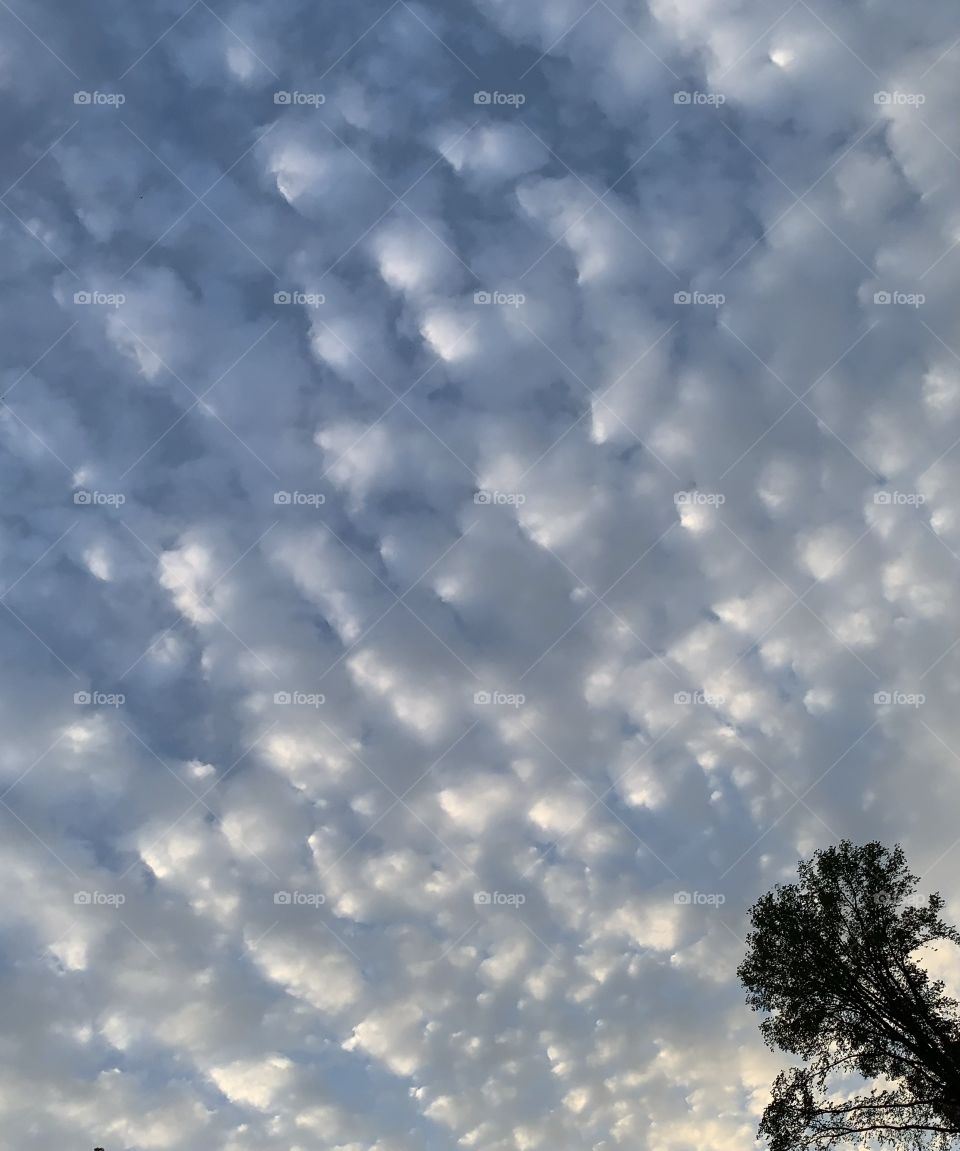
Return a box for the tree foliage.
[738,840,960,1151]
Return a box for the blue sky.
[2,0,960,1148]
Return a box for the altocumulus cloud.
[1,0,960,1148]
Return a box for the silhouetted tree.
[738,840,960,1151]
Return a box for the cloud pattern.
[2,0,960,1148]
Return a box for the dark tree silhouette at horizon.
[738,840,960,1151]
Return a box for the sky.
[2,0,960,1148]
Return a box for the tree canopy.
[738,840,960,1151]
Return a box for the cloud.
[2,0,960,1149]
